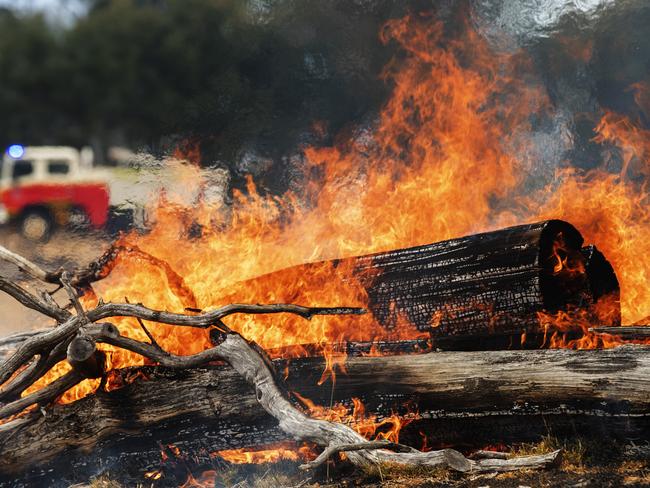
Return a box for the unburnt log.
[1,345,649,483]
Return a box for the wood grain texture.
[1,345,648,485]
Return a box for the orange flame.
[19,12,650,405]
[216,442,315,464]
[179,470,217,488]
[293,393,417,445]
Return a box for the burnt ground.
[84,437,650,488]
[87,460,650,488]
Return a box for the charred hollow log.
[1,345,648,485]
[228,220,620,349]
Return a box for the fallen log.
[2,345,648,485]
[226,220,621,348]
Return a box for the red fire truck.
[0,146,110,241]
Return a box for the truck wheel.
[20,209,53,242]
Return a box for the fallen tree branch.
[1,348,645,479]
[0,301,364,398]
[0,303,365,416]
[0,243,562,478]
[211,332,560,473]
[0,245,60,283]
[0,310,561,475]
[0,340,69,402]
[60,272,87,321]
[0,370,84,420]
[470,450,509,460]
[0,276,69,322]
[299,440,417,470]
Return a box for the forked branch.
[0,244,560,476]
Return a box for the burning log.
[228,220,620,348]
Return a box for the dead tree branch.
[0,244,60,283]
[209,332,560,473]
[299,440,417,470]
[0,276,69,322]
[0,370,84,419]
[0,320,561,474]
[0,302,364,389]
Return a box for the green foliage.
[0,0,397,173]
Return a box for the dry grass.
[510,434,587,470]
[85,476,124,488]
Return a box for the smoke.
[191,0,649,195]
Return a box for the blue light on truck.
[7,144,25,159]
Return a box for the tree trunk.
[2,345,648,486]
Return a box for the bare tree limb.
[0,315,84,387]
[0,370,84,420]
[299,440,417,470]
[0,303,364,412]
[0,244,59,283]
[125,296,161,350]
[0,244,560,475]
[84,302,366,327]
[470,450,509,460]
[66,336,105,379]
[60,272,87,321]
[0,340,68,402]
[0,276,69,322]
[0,301,364,390]
[0,323,561,473]
[210,332,560,473]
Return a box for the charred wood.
[230,220,620,347]
[590,326,650,340]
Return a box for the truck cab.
[0,146,110,241]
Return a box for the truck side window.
[47,160,70,175]
[12,160,34,181]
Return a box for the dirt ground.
[0,228,111,336]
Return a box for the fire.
[19,12,650,403]
[293,393,416,445]
[210,394,417,468]
[216,442,315,464]
[549,232,586,276]
[179,470,217,488]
